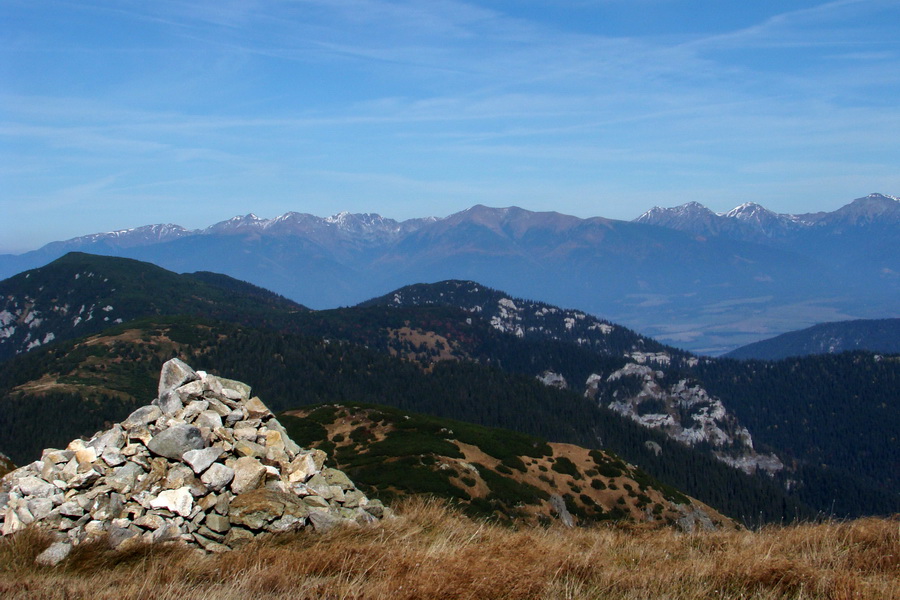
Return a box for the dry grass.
[1,499,897,600]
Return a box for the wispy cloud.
[1,0,898,251]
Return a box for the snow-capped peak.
[324,211,353,225]
[724,202,774,220]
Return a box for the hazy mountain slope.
[725,319,900,360]
[0,252,306,361]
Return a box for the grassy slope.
[279,403,726,528]
[0,499,896,600]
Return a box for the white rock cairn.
[0,358,386,564]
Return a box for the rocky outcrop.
[585,364,783,476]
[0,359,386,563]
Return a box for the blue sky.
[2,0,899,253]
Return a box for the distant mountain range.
[1,193,897,354]
[635,193,900,240]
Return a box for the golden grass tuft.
[0,498,897,600]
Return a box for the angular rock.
[223,526,254,548]
[87,427,125,454]
[133,513,166,530]
[308,509,343,533]
[28,498,55,521]
[230,457,266,495]
[67,468,101,489]
[58,501,84,518]
[193,532,231,553]
[302,495,330,509]
[201,463,234,492]
[204,513,231,533]
[164,464,200,491]
[42,449,74,464]
[550,494,574,528]
[107,524,139,549]
[195,410,223,431]
[175,380,205,401]
[306,474,333,499]
[234,440,266,458]
[179,399,209,421]
[183,447,223,474]
[101,448,126,467]
[266,419,301,455]
[35,541,72,566]
[155,391,183,416]
[363,500,386,519]
[233,427,257,441]
[286,453,318,483]
[323,468,354,490]
[228,489,308,531]
[216,377,252,401]
[106,462,145,494]
[0,360,383,558]
[147,425,205,460]
[158,358,199,398]
[122,406,162,430]
[17,476,58,498]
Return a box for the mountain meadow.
[2,498,897,600]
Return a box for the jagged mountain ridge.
[1,195,898,354]
[634,193,900,239]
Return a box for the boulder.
[200,463,234,491]
[230,457,266,495]
[147,425,205,460]
[149,487,194,518]
[35,541,72,567]
[157,358,199,397]
[228,489,309,531]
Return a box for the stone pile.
[0,359,386,563]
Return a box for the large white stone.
[149,487,194,518]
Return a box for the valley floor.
[0,499,897,600]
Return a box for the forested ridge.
[1,254,897,524]
[691,353,899,516]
